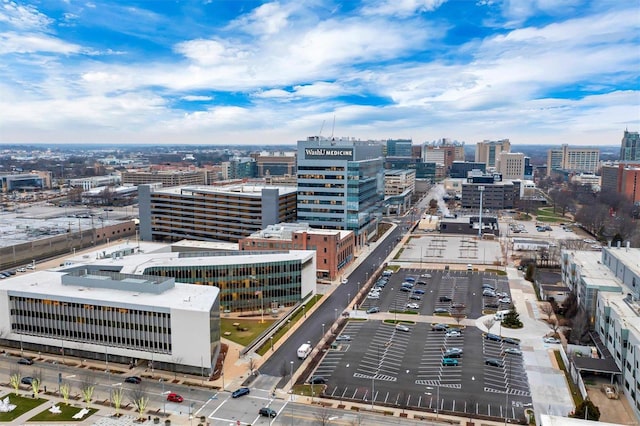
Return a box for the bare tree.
[483,318,496,334]
[130,386,149,421]
[547,318,560,337]
[247,357,256,375]
[540,302,554,322]
[112,387,124,417]
[60,382,71,405]
[9,372,20,393]
[313,406,334,425]
[569,310,590,344]
[450,307,466,326]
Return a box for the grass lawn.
[220,318,275,347]
[29,404,97,422]
[536,207,568,223]
[254,295,323,355]
[0,393,47,422]
[485,268,507,276]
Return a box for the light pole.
[478,185,485,238]
[321,324,325,342]
[289,361,294,426]
[347,293,350,309]
[270,336,274,352]
[160,378,165,417]
[334,308,337,321]
[303,304,306,318]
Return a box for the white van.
[494,310,510,321]
[297,343,312,359]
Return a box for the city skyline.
[1,0,638,146]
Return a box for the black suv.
[438,296,452,302]
[259,407,277,417]
[124,376,142,384]
[309,376,326,384]
[485,333,502,342]
[485,358,503,367]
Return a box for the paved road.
[259,222,406,382]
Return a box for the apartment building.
[475,139,511,168]
[121,168,206,186]
[498,152,525,180]
[546,145,600,176]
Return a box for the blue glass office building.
[297,137,384,246]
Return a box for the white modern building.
[498,152,525,180]
[561,245,640,422]
[0,268,219,375]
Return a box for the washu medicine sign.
[305,148,354,160]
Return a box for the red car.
[167,393,183,403]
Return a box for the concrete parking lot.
[306,268,532,423]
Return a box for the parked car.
[502,337,520,345]
[443,351,461,359]
[124,376,142,384]
[445,330,462,338]
[406,303,420,310]
[434,308,449,314]
[451,303,466,309]
[309,376,326,384]
[400,287,411,292]
[17,358,33,365]
[259,407,277,418]
[444,348,463,356]
[412,289,425,295]
[16,267,26,273]
[401,282,414,288]
[504,348,523,356]
[483,290,496,297]
[431,323,449,331]
[395,324,410,332]
[404,277,416,282]
[21,377,34,385]
[499,297,512,304]
[335,335,351,342]
[366,307,380,314]
[367,294,380,299]
[485,302,500,309]
[439,296,452,302]
[420,273,432,278]
[482,284,495,290]
[232,387,251,398]
[416,280,427,285]
[485,358,503,367]
[543,337,561,344]
[485,333,502,342]
[167,393,183,403]
[341,278,348,284]
[409,294,422,300]
[442,358,459,366]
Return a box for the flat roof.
[153,184,297,196]
[0,207,122,249]
[604,247,640,277]
[64,244,315,275]
[0,270,218,312]
[600,292,640,337]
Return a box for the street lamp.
[303,304,306,318]
[347,293,350,309]
[478,185,485,238]
[334,308,337,321]
[160,378,165,417]
[321,324,325,342]
[270,336,274,352]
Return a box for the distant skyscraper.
[385,139,413,157]
[475,139,511,168]
[620,130,640,162]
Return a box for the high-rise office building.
[422,139,465,170]
[475,139,511,168]
[546,145,599,176]
[601,162,640,203]
[620,130,640,162]
[297,136,384,246]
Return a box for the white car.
[395,324,410,332]
[543,337,561,344]
[367,294,380,300]
[445,330,462,338]
[16,267,26,273]
[499,297,512,304]
[341,278,348,284]
[420,273,432,278]
[406,303,420,309]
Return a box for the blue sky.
[0,0,638,146]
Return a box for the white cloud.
[0,31,81,54]
[293,82,347,98]
[500,0,584,25]
[362,0,447,17]
[181,95,213,101]
[0,2,52,30]
[253,89,293,99]
[228,2,292,36]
